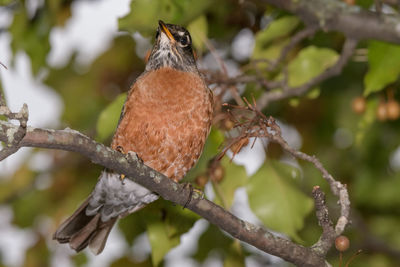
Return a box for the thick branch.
[0,119,326,267]
[263,0,400,44]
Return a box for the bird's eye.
[179,35,189,47]
[155,29,160,39]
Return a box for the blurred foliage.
[252,16,299,62]
[118,0,213,36]
[247,160,313,242]
[364,41,400,96]
[1,0,400,267]
[284,46,338,87]
[187,15,208,52]
[96,92,126,142]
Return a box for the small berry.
[352,96,366,114]
[223,119,235,130]
[386,100,400,120]
[335,235,350,252]
[195,175,209,188]
[376,102,387,121]
[211,165,225,183]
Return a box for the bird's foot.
[119,174,126,185]
[126,151,143,164]
[115,146,128,184]
[115,146,143,182]
[116,145,143,164]
[182,183,204,209]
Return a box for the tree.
[1,0,400,266]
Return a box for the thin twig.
[269,26,318,71]
[256,38,358,109]
[206,38,358,110]
[311,186,336,256]
[220,98,351,256]
[263,0,400,44]
[203,38,245,106]
[0,61,7,70]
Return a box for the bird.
[53,20,213,255]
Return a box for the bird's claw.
[115,146,143,184]
[182,183,204,209]
[116,146,129,184]
[126,151,143,164]
[119,173,126,185]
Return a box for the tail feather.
[53,198,116,255]
[54,171,159,254]
[88,218,116,255]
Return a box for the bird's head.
[146,20,197,72]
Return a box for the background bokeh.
[1,0,400,266]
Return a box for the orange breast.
[111,68,213,181]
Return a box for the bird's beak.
[158,20,175,42]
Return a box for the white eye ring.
[178,35,190,47]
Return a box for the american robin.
[53,20,213,254]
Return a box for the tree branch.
[269,26,319,71]
[206,37,357,109]
[263,0,400,44]
[311,186,336,257]
[220,100,351,258]
[256,38,358,109]
[0,105,328,267]
[0,103,28,160]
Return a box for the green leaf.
[354,171,400,210]
[252,38,290,62]
[118,209,147,246]
[118,0,213,35]
[71,253,88,267]
[147,220,177,266]
[146,200,199,266]
[364,41,400,96]
[214,157,247,209]
[223,241,245,267]
[286,46,338,87]
[0,0,14,5]
[252,16,299,62]
[194,224,233,262]
[187,15,208,52]
[12,190,49,228]
[121,199,198,266]
[255,16,299,47]
[96,93,126,142]
[9,7,52,74]
[246,160,313,241]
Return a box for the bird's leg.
[116,146,145,184]
[182,183,204,209]
[126,150,143,164]
[116,146,127,184]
